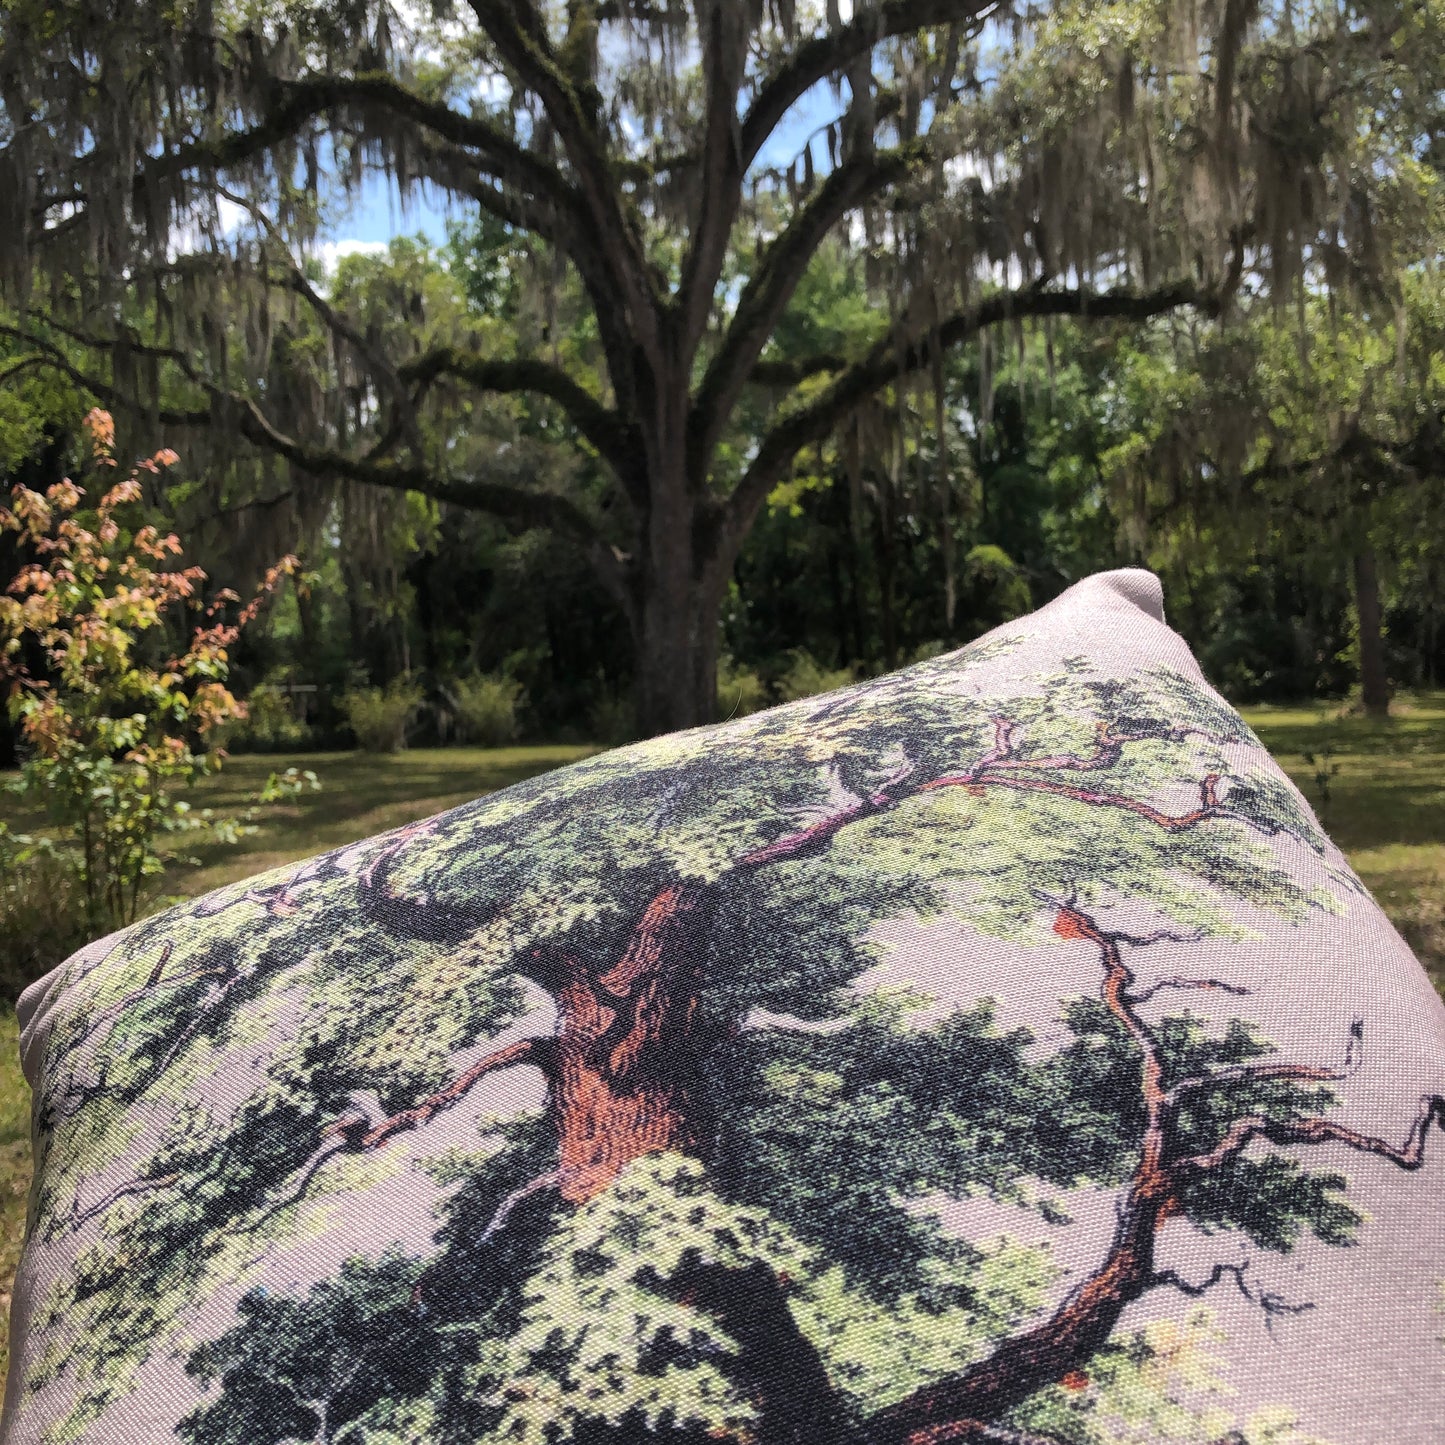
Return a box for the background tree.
[4,0,1441,733]
[1097,269,1445,716]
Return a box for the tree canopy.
[4,0,1442,732]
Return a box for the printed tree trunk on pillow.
[22,646,1445,1445]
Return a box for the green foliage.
[1011,1308,1333,1444]
[342,677,424,753]
[476,1154,1051,1439]
[222,683,311,754]
[962,545,1034,629]
[775,648,854,703]
[446,671,525,747]
[0,840,90,999]
[179,1252,434,1445]
[715,655,769,719]
[586,687,636,747]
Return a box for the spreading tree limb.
[465,0,664,366]
[738,0,1000,171]
[399,347,638,481]
[865,906,1444,1443]
[692,141,928,473]
[721,280,1213,562]
[347,1037,554,1152]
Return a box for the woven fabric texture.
[5,568,1443,1444]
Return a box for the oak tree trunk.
[630,378,727,737]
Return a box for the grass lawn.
[151,744,600,898]
[0,705,1441,1380]
[1243,693,1445,993]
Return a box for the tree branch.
[740,0,999,172]
[722,279,1212,562]
[416,140,642,410]
[399,347,638,480]
[1,317,637,613]
[228,398,635,612]
[1130,975,1252,1004]
[0,323,213,428]
[957,773,1231,833]
[867,901,1432,1442]
[691,142,926,476]
[348,1036,553,1151]
[748,353,851,387]
[1151,1261,1314,1331]
[70,1172,182,1230]
[136,72,573,217]
[868,905,1179,1441]
[1180,1093,1445,1174]
[674,0,750,354]
[478,1168,563,1244]
[466,0,663,363]
[209,185,428,461]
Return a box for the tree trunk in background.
[826,548,851,667]
[630,378,733,738]
[634,543,722,738]
[1354,545,1390,718]
[876,511,898,672]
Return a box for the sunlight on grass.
[1242,692,1445,994]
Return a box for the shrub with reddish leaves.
[0,409,308,944]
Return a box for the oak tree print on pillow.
[5,573,1444,1445]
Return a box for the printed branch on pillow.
[47,677,1433,1443]
[224,711,1309,1214]
[867,903,1445,1445]
[55,706,1329,1207]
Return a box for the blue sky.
[321,78,847,257]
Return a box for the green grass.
[0,1011,26,1385]
[1241,692,1445,994]
[0,710,1441,1380]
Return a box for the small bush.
[962,544,1032,628]
[449,672,525,747]
[716,657,770,719]
[0,840,91,999]
[776,649,853,703]
[0,410,298,937]
[226,683,311,753]
[342,678,423,752]
[588,690,635,747]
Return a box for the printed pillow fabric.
[4,568,1444,1445]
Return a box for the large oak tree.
[1,0,1436,732]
